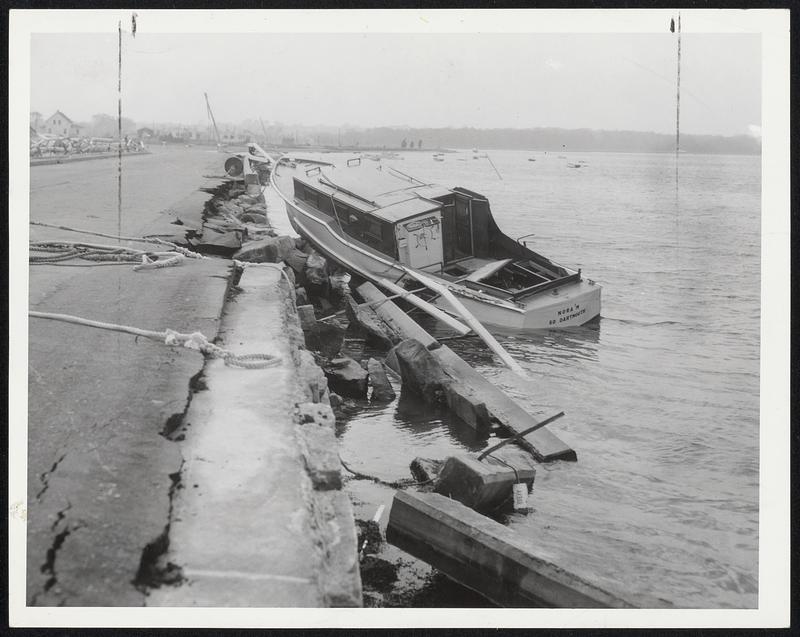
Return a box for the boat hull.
[284,200,601,330]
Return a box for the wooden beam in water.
[396,269,528,378]
[386,490,637,608]
[360,281,575,462]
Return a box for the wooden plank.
[375,277,471,335]
[398,269,529,377]
[356,282,438,349]
[386,491,637,608]
[433,346,576,462]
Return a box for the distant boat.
[528,158,537,162]
[271,155,601,330]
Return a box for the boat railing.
[347,157,362,167]
[516,232,536,247]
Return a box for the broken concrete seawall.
[25,147,361,607]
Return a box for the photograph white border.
[8,8,790,628]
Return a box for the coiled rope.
[30,220,204,259]
[29,241,188,271]
[29,311,281,369]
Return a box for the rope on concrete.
[30,241,189,271]
[30,220,204,259]
[28,311,281,369]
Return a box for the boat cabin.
[292,162,576,300]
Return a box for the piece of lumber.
[375,276,470,335]
[397,269,528,377]
[357,281,438,348]
[434,345,576,462]
[386,490,636,608]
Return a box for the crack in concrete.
[35,453,67,501]
[161,369,206,440]
[39,515,84,598]
[133,465,185,591]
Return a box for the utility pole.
[204,92,221,148]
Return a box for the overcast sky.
[30,31,761,136]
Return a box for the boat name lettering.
[548,303,585,325]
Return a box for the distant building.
[42,110,83,137]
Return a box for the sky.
[29,30,761,136]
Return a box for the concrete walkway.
[147,266,361,607]
[25,147,360,607]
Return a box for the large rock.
[367,358,396,402]
[392,339,451,404]
[233,235,295,263]
[305,252,328,285]
[345,295,396,350]
[323,356,368,399]
[434,454,536,514]
[285,248,309,274]
[410,457,444,484]
[240,212,268,225]
[308,322,346,359]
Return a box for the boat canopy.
[293,164,452,224]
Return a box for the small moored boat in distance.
[270,155,601,330]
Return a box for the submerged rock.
[367,358,396,402]
[323,356,368,398]
[410,457,444,484]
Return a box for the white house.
[42,110,83,137]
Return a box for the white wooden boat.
[270,155,601,330]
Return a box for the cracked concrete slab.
[27,148,232,606]
[146,266,361,607]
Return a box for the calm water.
[334,149,760,608]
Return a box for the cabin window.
[332,199,397,258]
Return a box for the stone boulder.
[308,322,346,359]
[367,358,396,402]
[323,356,368,399]
[410,457,444,484]
[344,295,396,350]
[285,248,309,274]
[392,338,451,404]
[305,252,328,285]
[434,454,536,514]
[233,235,295,263]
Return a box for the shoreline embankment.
[26,146,361,607]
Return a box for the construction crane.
[204,92,222,149]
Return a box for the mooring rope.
[30,220,203,259]
[29,240,190,271]
[339,456,433,489]
[28,310,281,369]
